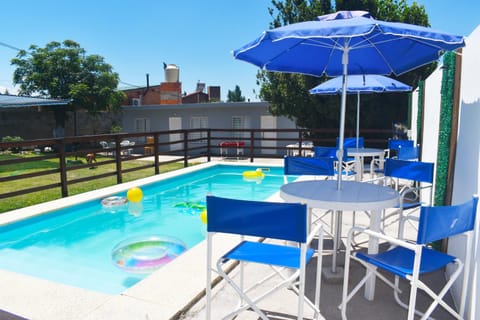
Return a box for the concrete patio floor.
[180,240,457,320]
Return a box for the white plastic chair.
[120,140,134,156]
[99,140,112,157]
[340,195,478,320]
[206,195,323,320]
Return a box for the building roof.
[0,95,71,108]
[122,101,269,110]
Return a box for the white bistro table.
[280,180,399,300]
[347,148,385,181]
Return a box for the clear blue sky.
[0,1,478,101]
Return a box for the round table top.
[280,180,399,211]
[347,148,385,156]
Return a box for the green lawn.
[0,152,192,213]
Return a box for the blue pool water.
[0,164,288,294]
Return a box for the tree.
[11,40,126,134]
[258,0,432,136]
[227,85,246,102]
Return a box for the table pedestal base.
[322,266,344,284]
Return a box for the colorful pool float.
[242,169,265,182]
[101,196,128,207]
[174,201,206,214]
[112,235,187,274]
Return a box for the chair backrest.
[388,139,414,151]
[397,145,419,161]
[206,195,308,242]
[384,158,434,184]
[336,137,364,149]
[417,196,478,244]
[313,146,336,158]
[284,156,335,177]
[314,146,351,162]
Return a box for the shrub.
[110,125,122,133]
[1,136,24,152]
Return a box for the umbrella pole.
[356,91,360,148]
[337,48,349,191]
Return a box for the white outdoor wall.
[419,65,442,201]
[449,25,480,319]
[409,88,419,144]
[421,67,442,164]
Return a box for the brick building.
[122,82,182,106]
[122,64,221,106]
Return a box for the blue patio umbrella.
[233,10,465,189]
[309,74,412,148]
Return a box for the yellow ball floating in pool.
[200,209,207,224]
[127,187,143,202]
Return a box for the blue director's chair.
[340,196,478,320]
[206,195,323,320]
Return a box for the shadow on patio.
[182,235,458,320]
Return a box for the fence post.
[153,134,160,175]
[249,130,254,163]
[58,139,68,197]
[114,135,122,184]
[183,130,188,167]
[207,129,211,162]
[298,130,304,155]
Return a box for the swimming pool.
[0,163,288,294]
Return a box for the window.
[134,118,150,133]
[190,116,208,143]
[232,115,250,139]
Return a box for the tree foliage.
[11,40,126,115]
[258,0,433,135]
[227,85,246,102]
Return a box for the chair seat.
[391,199,421,210]
[356,246,456,279]
[401,201,422,210]
[223,241,315,269]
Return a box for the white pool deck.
[0,157,454,320]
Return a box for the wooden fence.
[0,127,390,200]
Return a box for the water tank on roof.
[164,64,180,83]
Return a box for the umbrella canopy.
[309,74,412,147]
[309,74,412,95]
[233,10,465,189]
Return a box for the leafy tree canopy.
[11,40,126,115]
[227,85,246,102]
[258,0,433,134]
